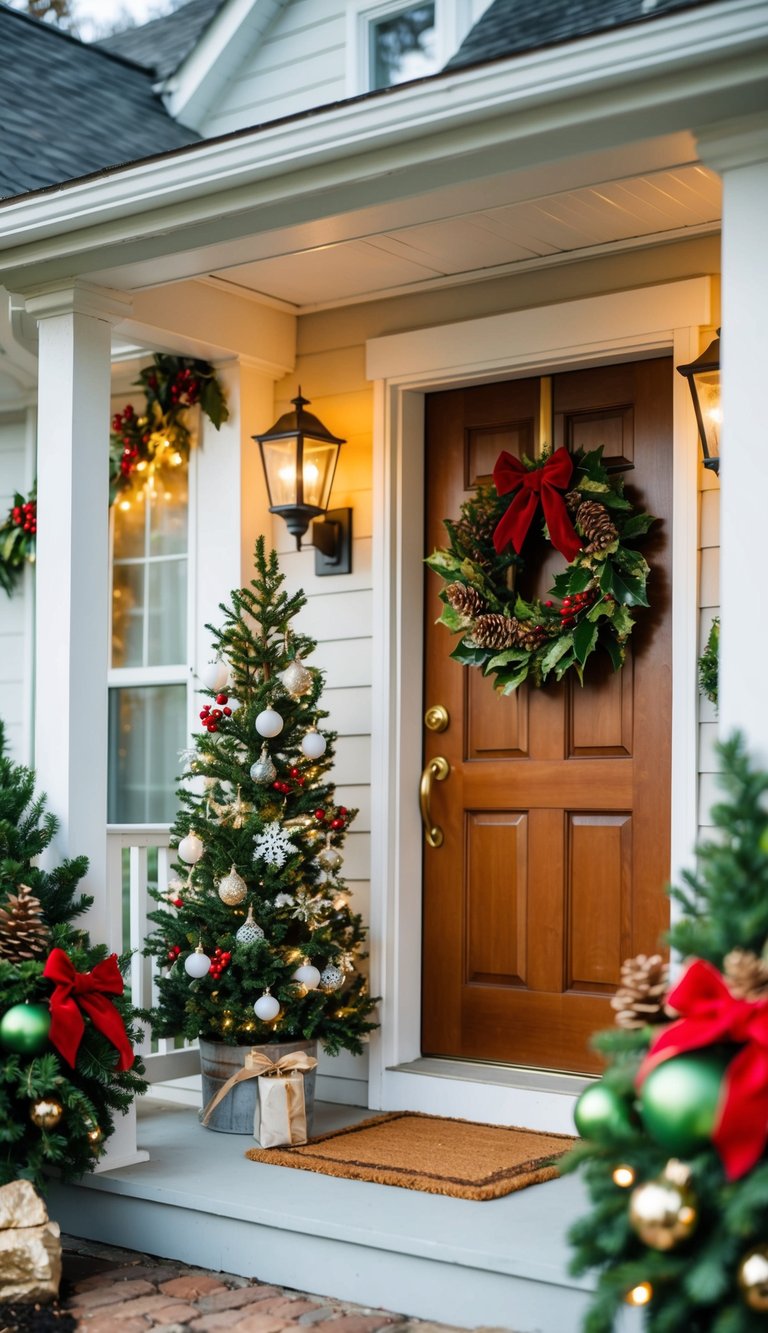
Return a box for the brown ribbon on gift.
[200,1049,317,1128]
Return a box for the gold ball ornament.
[738,1244,768,1312]
[625,1282,653,1308]
[628,1162,698,1251]
[29,1097,63,1130]
[217,864,248,906]
[84,1117,104,1146]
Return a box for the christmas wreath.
[426,445,656,693]
[0,485,36,597]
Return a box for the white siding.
[203,0,347,138]
[698,469,720,833]
[0,410,34,765]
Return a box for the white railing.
[107,824,200,1083]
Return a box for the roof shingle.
[97,0,227,81]
[0,4,198,200]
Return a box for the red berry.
[207,722,218,733]
[174,897,183,908]
[314,810,326,821]
[216,693,228,704]
[297,777,305,786]
[199,710,208,720]
[222,951,231,961]
[338,807,348,816]
[223,707,232,717]
[166,950,175,961]
[211,709,222,720]
[331,818,344,830]
[290,767,300,778]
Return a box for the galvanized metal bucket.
[198,1037,318,1135]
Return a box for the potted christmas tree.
[145,539,377,1133]
[565,734,768,1330]
[0,723,146,1187]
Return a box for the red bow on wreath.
[43,947,135,1072]
[636,958,768,1181]
[492,446,582,562]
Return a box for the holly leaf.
[556,652,580,682]
[599,562,648,607]
[541,634,574,675]
[425,550,462,577]
[577,477,610,494]
[564,565,594,595]
[437,603,466,632]
[200,378,229,429]
[594,490,632,511]
[488,647,530,670]
[514,595,536,621]
[573,619,598,666]
[450,642,487,667]
[620,512,656,540]
[496,661,531,694]
[602,635,625,672]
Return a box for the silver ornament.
[280,656,313,697]
[319,963,344,992]
[235,904,265,945]
[250,746,277,785]
[217,864,247,906]
[317,842,343,873]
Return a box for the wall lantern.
[676,329,721,474]
[253,391,352,575]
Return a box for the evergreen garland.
[0,723,146,1189]
[144,539,378,1055]
[699,618,720,709]
[563,734,768,1331]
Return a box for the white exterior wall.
[0,408,34,765]
[202,0,347,138]
[698,466,720,833]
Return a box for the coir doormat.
[245,1111,575,1200]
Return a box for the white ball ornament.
[317,841,343,874]
[292,963,321,990]
[254,990,281,1021]
[319,964,344,992]
[178,832,204,865]
[235,904,265,945]
[256,708,284,738]
[301,727,327,760]
[217,864,247,906]
[200,659,229,692]
[184,945,211,979]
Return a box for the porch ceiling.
[204,162,721,312]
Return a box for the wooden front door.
[422,359,672,1074]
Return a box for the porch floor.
[48,1099,640,1333]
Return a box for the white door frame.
[365,277,712,1131]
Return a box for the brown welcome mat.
[245,1111,575,1200]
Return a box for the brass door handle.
[420,756,450,848]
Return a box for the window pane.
[371,4,436,90]
[112,564,145,668]
[113,490,147,560]
[149,463,188,556]
[108,684,186,824]
[147,559,187,666]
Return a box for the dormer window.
[370,3,437,89]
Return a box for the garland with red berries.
[0,356,228,597]
[426,445,656,694]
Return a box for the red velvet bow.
[43,947,135,1072]
[637,958,768,1180]
[492,447,582,562]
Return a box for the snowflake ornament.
[290,888,328,924]
[253,821,299,868]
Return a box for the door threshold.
[390,1056,593,1097]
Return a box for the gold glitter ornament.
[280,656,313,697]
[217,864,248,906]
[628,1161,698,1250]
[29,1096,63,1130]
[738,1244,768,1312]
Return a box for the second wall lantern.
[676,330,721,474]
[253,391,352,575]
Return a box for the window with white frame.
[108,447,191,825]
[349,0,490,95]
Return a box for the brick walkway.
[61,1237,502,1333]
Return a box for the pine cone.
[471,613,524,650]
[576,500,618,554]
[724,948,768,1001]
[611,952,669,1029]
[445,582,487,620]
[565,489,582,514]
[0,884,50,963]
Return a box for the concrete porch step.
[48,1100,639,1333]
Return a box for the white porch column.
[698,118,768,765]
[26,283,131,943]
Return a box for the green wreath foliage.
[426,446,656,694]
[699,616,719,709]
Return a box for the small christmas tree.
[145,539,377,1055]
[564,734,768,1331]
[0,724,146,1188]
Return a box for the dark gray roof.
[0,4,199,200]
[97,0,227,81]
[447,0,722,70]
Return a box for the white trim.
[164,0,289,130]
[366,277,709,1124]
[0,0,761,279]
[347,0,480,98]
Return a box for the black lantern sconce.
[676,329,721,474]
[253,391,352,575]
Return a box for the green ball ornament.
[574,1080,634,1141]
[0,1002,51,1056]
[640,1051,726,1156]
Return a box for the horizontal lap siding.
[698,471,719,832]
[203,0,346,138]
